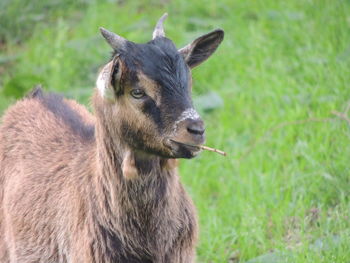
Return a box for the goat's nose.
[187,120,205,135]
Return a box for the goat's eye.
[130,89,145,99]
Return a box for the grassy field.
[1,0,350,262]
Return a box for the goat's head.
[96,14,224,159]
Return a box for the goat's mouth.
[165,139,203,159]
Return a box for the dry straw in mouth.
[171,140,226,156]
[198,145,227,156]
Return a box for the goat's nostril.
[187,121,205,135]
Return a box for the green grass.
[1,0,350,262]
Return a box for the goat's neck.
[92,121,179,226]
[95,121,176,180]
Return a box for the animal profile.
[0,13,224,263]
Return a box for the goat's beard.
[164,139,201,159]
[119,129,170,158]
[125,136,198,159]
[119,123,200,159]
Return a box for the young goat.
[0,14,224,263]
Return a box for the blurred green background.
[1,0,350,262]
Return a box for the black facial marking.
[113,37,192,122]
[111,37,198,157]
[35,92,95,141]
[141,97,163,130]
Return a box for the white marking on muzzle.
[178,108,200,121]
[173,108,200,131]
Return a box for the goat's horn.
[152,13,168,39]
[100,27,126,50]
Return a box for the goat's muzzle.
[165,112,206,158]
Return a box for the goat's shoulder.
[1,87,95,150]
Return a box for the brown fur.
[0,22,224,262]
[0,90,197,263]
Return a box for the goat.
[0,14,224,263]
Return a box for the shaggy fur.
[0,22,224,263]
[0,91,197,263]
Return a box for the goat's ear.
[96,56,122,101]
[179,29,224,68]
